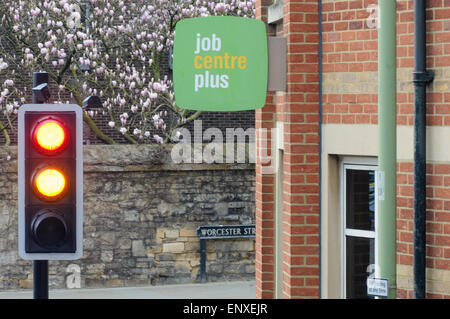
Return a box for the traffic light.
[18,104,83,260]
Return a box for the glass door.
[342,164,377,299]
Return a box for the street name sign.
[197,224,256,239]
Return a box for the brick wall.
[322,0,380,125]
[256,0,321,299]
[255,0,275,299]
[322,0,450,127]
[255,0,277,299]
[397,161,450,298]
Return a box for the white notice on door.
[367,278,388,297]
[377,171,385,201]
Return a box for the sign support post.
[199,239,207,283]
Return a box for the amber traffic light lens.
[35,169,66,198]
[35,121,66,151]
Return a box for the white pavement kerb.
[0,280,256,299]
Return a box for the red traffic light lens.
[33,120,66,152]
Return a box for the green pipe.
[377,0,397,299]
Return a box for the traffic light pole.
[32,72,49,300]
[33,260,49,299]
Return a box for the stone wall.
[0,144,255,289]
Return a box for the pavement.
[0,280,256,299]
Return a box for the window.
[341,163,377,299]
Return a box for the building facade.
[255,0,449,298]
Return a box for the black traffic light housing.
[32,83,50,103]
[18,104,83,260]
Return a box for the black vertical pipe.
[32,72,49,300]
[413,0,433,299]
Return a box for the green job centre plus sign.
[173,16,268,111]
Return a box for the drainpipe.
[413,0,434,299]
[377,0,397,299]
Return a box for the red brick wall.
[255,0,276,300]
[322,0,380,125]
[397,162,450,298]
[256,0,320,299]
[282,0,320,299]
[322,0,450,126]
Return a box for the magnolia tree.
[0,0,255,145]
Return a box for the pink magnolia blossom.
[0,0,255,145]
[153,135,163,144]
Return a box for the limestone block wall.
[0,144,255,289]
